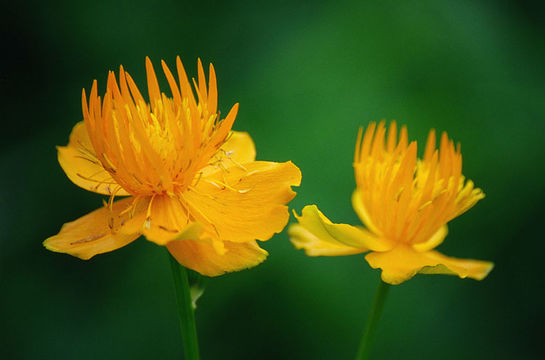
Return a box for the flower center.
[82,57,238,197]
[354,121,481,246]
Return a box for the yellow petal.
[351,190,382,236]
[168,222,206,242]
[167,239,268,277]
[57,121,130,196]
[222,131,256,164]
[121,195,207,246]
[289,205,392,256]
[138,195,192,246]
[365,245,494,285]
[412,225,448,252]
[200,131,256,177]
[289,224,367,256]
[183,161,301,242]
[118,195,211,246]
[44,198,140,260]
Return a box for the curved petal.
[143,195,189,245]
[119,195,215,248]
[167,239,268,277]
[289,224,367,256]
[183,161,301,242]
[365,245,494,285]
[412,225,448,252]
[44,198,141,260]
[222,131,256,164]
[351,190,382,236]
[289,205,392,256]
[200,131,256,177]
[57,122,130,196]
[119,195,195,246]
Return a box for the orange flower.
[45,57,301,276]
[289,121,492,284]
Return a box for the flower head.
[289,121,492,285]
[45,57,301,276]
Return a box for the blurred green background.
[1,0,544,359]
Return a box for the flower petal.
[289,205,392,256]
[119,195,209,247]
[122,195,194,246]
[167,239,268,277]
[222,131,256,164]
[44,198,140,260]
[200,131,256,177]
[183,161,301,242]
[289,224,367,256]
[57,121,130,196]
[365,245,494,285]
[351,190,382,236]
[412,225,448,252]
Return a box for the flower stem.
[356,279,390,360]
[168,252,200,360]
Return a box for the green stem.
[168,252,200,360]
[355,279,390,360]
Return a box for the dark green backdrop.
[1,1,544,359]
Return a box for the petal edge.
[58,122,130,196]
[44,198,140,260]
[184,161,301,243]
[167,239,268,277]
[365,245,494,285]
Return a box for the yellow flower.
[45,57,301,276]
[289,121,493,285]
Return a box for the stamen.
[146,194,156,219]
[81,58,242,197]
[158,225,179,233]
[224,155,248,171]
[354,121,483,245]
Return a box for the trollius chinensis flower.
[45,57,301,277]
[289,120,493,359]
[289,121,493,284]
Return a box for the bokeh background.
[2,0,544,359]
